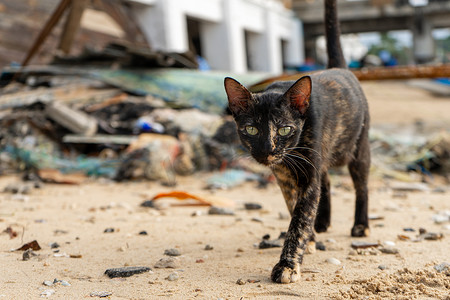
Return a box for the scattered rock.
[140,200,156,208]
[262,234,270,240]
[379,247,399,254]
[204,244,214,251]
[378,264,387,270]
[50,242,60,249]
[351,241,379,249]
[251,217,263,223]
[154,257,180,269]
[422,232,444,240]
[316,241,326,251]
[164,248,181,256]
[236,278,246,285]
[403,228,415,232]
[278,212,290,220]
[434,262,450,275]
[43,280,53,286]
[40,289,55,297]
[103,228,115,233]
[383,241,396,247]
[301,268,321,274]
[419,228,427,234]
[139,231,148,235]
[104,266,152,278]
[326,257,341,265]
[432,211,450,224]
[368,214,384,220]
[166,272,179,281]
[244,203,262,210]
[258,239,282,249]
[208,206,234,216]
[22,249,38,261]
[90,291,113,298]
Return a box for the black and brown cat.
[224,0,370,283]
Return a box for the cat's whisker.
[282,156,300,182]
[286,146,322,158]
[285,152,319,177]
[283,155,309,182]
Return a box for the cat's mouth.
[264,154,283,166]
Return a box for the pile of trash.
[0,60,269,186]
[0,58,448,187]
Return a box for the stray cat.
[224,0,370,283]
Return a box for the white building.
[128,0,304,74]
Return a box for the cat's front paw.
[351,224,370,237]
[271,260,300,284]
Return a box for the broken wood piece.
[38,169,86,184]
[63,134,136,145]
[45,101,97,135]
[58,0,89,54]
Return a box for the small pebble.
[204,244,214,251]
[164,248,181,256]
[139,231,148,235]
[351,241,379,249]
[383,241,396,247]
[154,257,180,269]
[316,241,326,251]
[262,234,270,240]
[244,203,262,210]
[140,200,155,208]
[90,291,113,298]
[50,242,60,249]
[434,262,450,275]
[104,266,152,278]
[166,272,179,281]
[379,247,399,254]
[251,217,263,223]
[208,206,234,216]
[378,264,387,270]
[432,214,449,224]
[103,228,115,233]
[259,239,282,249]
[22,249,38,261]
[279,212,290,220]
[403,228,415,232]
[326,257,341,265]
[236,278,246,285]
[422,232,444,240]
[40,289,55,297]
[43,280,53,286]
[419,228,427,234]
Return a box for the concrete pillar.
[412,11,435,64]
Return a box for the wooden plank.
[21,0,71,66]
[58,0,88,54]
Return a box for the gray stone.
[164,248,181,256]
[104,266,152,278]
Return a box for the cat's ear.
[224,77,252,115]
[284,76,312,115]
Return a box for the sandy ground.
[0,80,449,299]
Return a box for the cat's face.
[224,77,311,166]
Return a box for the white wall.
[129,0,304,74]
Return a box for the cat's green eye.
[245,126,258,135]
[278,127,291,136]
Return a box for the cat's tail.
[325,0,346,69]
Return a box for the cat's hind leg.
[348,119,370,237]
[314,171,331,233]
